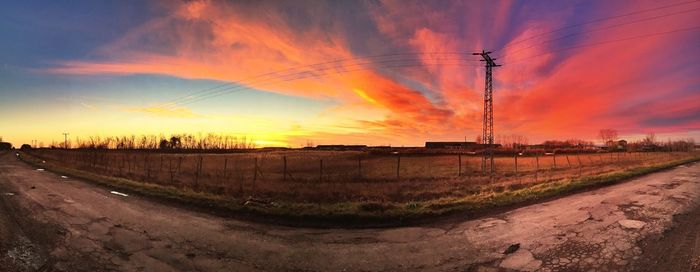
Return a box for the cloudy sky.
[1,0,699,147]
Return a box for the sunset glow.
[1,0,699,147]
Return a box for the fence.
[27,149,698,203]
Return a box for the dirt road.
[1,151,699,271]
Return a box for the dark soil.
[634,204,700,271]
[0,178,64,271]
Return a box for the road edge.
[15,151,700,228]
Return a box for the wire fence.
[28,149,699,203]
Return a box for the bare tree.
[599,129,618,147]
[642,132,656,145]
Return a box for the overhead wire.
[158,52,481,107]
[496,0,700,51]
[501,25,700,65]
[171,58,484,107]
[500,6,700,58]
[158,0,700,107]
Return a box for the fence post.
[576,154,582,176]
[144,154,150,181]
[553,153,557,169]
[193,155,203,186]
[565,154,571,168]
[396,155,401,180]
[119,153,124,175]
[169,157,175,183]
[357,156,362,179]
[319,159,323,182]
[458,154,462,176]
[514,154,518,174]
[252,157,258,196]
[535,154,540,182]
[224,157,229,180]
[279,156,285,182]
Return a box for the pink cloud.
[43,0,700,145]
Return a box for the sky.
[0,0,699,147]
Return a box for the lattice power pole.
[63,132,69,149]
[473,50,501,176]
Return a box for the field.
[27,149,700,205]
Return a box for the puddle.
[36,169,45,171]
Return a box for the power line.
[62,133,69,149]
[501,6,700,58]
[158,52,481,108]
[165,57,481,108]
[502,25,700,64]
[172,59,483,107]
[497,0,700,51]
[176,23,700,107]
[154,1,700,108]
[473,50,500,176]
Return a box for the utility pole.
[473,50,501,176]
[63,133,69,149]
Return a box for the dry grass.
[19,150,700,226]
[29,149,698,203]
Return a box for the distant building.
[426,141,476,148]
[315,145,367,150]
[425,141,501,149]
[260,147,290,151]
[617,140,628,150]
[606,139,628,150]
[526,144,546,150]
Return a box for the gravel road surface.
[1,151,699,271]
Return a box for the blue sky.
[1,0,699,147]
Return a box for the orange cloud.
[41,0,700,145]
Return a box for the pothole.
[2,236,47,272]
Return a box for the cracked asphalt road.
[1,151,699,271]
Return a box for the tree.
[159,139,171,149]
[642,132,656,145]
[169,136,181,149]
[599,129,618,147]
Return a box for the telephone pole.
[472,50,501,176]
[63,133,69,149]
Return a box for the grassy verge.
[18,151,700,227]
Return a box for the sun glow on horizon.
[0,0,698,147]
